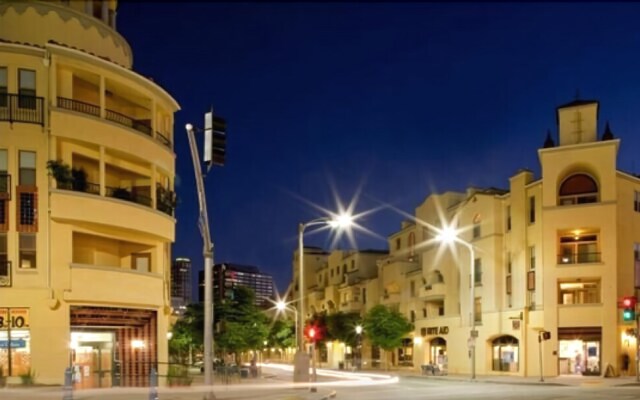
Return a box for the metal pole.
[538,332,544,382]
[310,341,317,392]
[460,240,476,381]
[148,367,158,400]
[185,124,215,400]
[298,223,304,352]
[63,367,73,400]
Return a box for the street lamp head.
[185,123,193,131]
[276,300,287,311]
[355,325,363,335]
[328,213,353,229]
[436,225,458,244]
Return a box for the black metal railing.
[57,97,100,117]
[0,260,11,287]
[106,186,152,207]
[156,131,172,148]
[0,173,11,200]
[57,180,100,196]
[105,109,152,136]
[0,94,45,126]
[558,252,601,264]
[156,184,176,216]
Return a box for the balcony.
[340,300,363,313]
[420,282,446,299]
[558,252,601,265]
[0,94,45,126]
[0,261,11,287]
[106,185,152,207]
[56,96,172,149]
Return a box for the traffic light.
[304,323,324,342]
[623,296,637,322]
[204,110,227,167]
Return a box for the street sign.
[467,337,476,349]
[470,329,478,338]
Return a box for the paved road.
[3,367,640,400]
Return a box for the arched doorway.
[492,335,519,372]
[430,337,447,372]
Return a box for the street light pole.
[435,226,476,381]
[185,123,215,399]
[275,301,298,361]
[355,325,363,371]
[294,215,353,384]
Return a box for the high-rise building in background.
[0,0,179,387]
[171,258,192,316]
[199,263,276,307]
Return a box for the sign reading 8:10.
[0,308,30,329]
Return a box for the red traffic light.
[309,328,316,339]
[304,323,324,342]
[622,296,637,308]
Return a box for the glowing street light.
[435,224,477,381]
[355,325,363,370]
[294,213,353,384]
[276,300,298,351]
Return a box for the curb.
[400,374,568,387]
[319,389,337,400]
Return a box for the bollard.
[149,368,158,400]
[63,367,73,400]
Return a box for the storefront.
[0,308,31,377]
[558,327,601,376]
[491,335,519,372]
[430,337,447,371]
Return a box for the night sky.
[117,2,640,295]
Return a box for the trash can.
[240,368,249,378]
[338,362,344,370]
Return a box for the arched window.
[492,335,519,372]
[559,174,598,205]
[408,232,416,257]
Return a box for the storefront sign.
[0,339,26,348]
[426,326,449,335]
[0,308,30,329]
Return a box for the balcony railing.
[106,186,152,207]
[57,97,172,148]
[57,180,100,195]
[0,260,11,287]
[105,109,152,137]
[558,252,601,264]
[156,131,172,149]
[0,94,45,126]
[0,173,11,200]
[57,97,100,117]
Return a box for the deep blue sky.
[118,2,640,295]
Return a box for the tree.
[325,311,361,348]
[363,304,413,370]
[215,285,269,363]
[268,318,296,350]
[169,303,204,364]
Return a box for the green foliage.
[215,286,269,359]
[363,305,413,351]
[169,303,204,363]
[19,368,36,386]
[46,160,73,187]
[325,311,361,347]
[167,365,192,386]
[268,318,296,349]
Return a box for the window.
[507,252,512,274]
[19,151,35,186]
[18,69,36,109]
[635,191,640,213]
[506,252,512,307]
[529,196,536,224]
[474,297,482,323]
[410,280,416,297]
[362,288,366,304]
[0,149,8,199]
[473,258,482,286]
[19,233,36,269]
[559,174,598,205]
[0,67,6,107]
[529,246,536,270]
[342,264,346,274]
[635,244,640,290]
[506,275,512,295]
[558,280,600,305]
[422,308,427,318]
[408,232,416,257]
[473,214,481,239]
[351,260,355,270]
[131,253,150,272]
[0,308,32,376]
[410,310,415,323]
[506,205,511,231]
[395,238,401,250]
[0,234,8,286]
[559,233,599,264]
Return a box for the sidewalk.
[391,367,640,387]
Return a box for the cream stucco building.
[293,98,640,378]
[0,0,179,387]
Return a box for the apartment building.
[171,258,192,316]
[0,0,178,387]
[294,98,640,378]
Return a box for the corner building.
[410,99,637,378]
[0,0,179,387]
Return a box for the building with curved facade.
[0,0,179,387]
